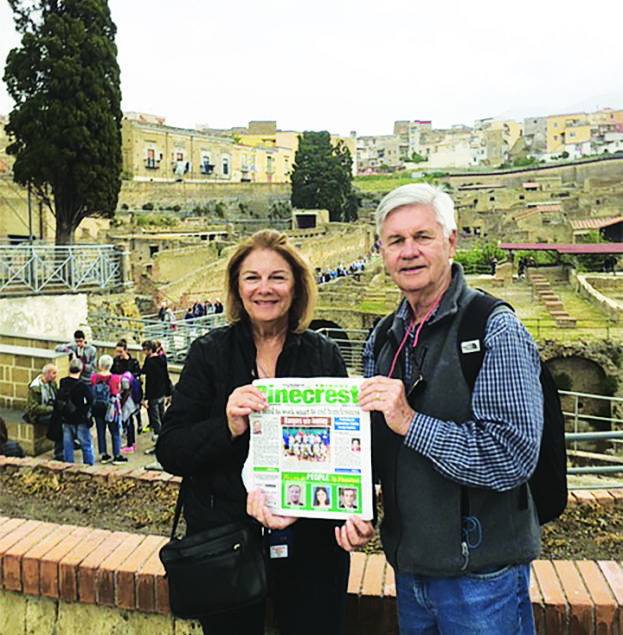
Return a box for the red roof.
[570,217,623,231]
[499,243,623,254]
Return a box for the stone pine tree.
[3,0,122,245]
[291,131,358,222]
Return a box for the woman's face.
[238,249,295,329]
[316,488,328,505]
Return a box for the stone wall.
[0,345,68,411]
[0,294,89,340]
[571,272,623,322]
[118,180,290,215]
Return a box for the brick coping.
[1,456,622,634]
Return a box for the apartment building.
[122,114,295,184]
[356,135,402,172]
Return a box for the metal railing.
[0,245,123,294]
[316,328,623,479]
[88,312,227,362]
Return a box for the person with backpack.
[118,371,142,455]
[90,354,123,464]
[57,358,94,465]
[111,339,143,434]
[343,184,544,635]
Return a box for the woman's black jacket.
[156,320,348,534]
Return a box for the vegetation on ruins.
[291,131,359,222]
[3,0,122,245]
[454,242,506,274]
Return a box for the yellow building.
[121,114,295,184]
[588,108,623,127]
[546,113,590,154]
[238,122,357,175]
[0,115,12,174]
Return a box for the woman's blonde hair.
[225,230,316,333]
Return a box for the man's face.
[289,486,301,504]
[43,368,57,383]
[381,204,456,304]
[342,488,356,508]
[74,337,85,348]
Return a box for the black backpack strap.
[458,292,513,391]
[371,312,395,371]
[170,478,187,540]
[457,292,513,519]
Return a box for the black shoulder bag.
[159,479,268,618]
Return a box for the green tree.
[410,151,427,163]
[291,131,358,222]
[4,0,122,245]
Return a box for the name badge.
[270,544,289,559]
[461,339,481,354]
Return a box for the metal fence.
[88,312,227,362]
[0,245,123,294]
[317,328,623,480]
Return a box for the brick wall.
[0,457,622,635]
[0,345,68,410]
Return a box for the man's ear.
[448,230,458,258]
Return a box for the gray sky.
[1,0,622,136]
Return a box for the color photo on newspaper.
[243,377,373,520]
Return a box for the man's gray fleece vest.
[372,269,541,576]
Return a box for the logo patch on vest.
[461,339,481,354]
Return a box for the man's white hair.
[375,183,457,238]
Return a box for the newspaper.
[242,377,373,520]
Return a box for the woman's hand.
[359,376,415,436]
[226,385,268,439]
[334,516,375,552]
[247,489,297,530]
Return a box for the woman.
[111,339,143,436]
[0,416,25,457]
[90,355,123,464]
[157,230,370,635]
[313,486,331,508]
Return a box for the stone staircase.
[529,272,577,328]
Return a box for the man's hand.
[335,516,374,551]
[359,376,415,436]
[226,385,268,439]
[247,489,297,530]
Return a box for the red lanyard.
[387,296,441,379]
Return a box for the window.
[145,148,158,169]
[266,156,273,173]
[200,151,214,175]
[222,155,230,177]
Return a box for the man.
[58,358,94,465]
[338,487,357,510]
[141,339,172,454]
[350,184,543,634]
[287,484,304,507]
[25,363,61,460]
[56,329,97,383]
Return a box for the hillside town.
[2,59,623,635]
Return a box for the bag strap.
[170,478,187,540]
